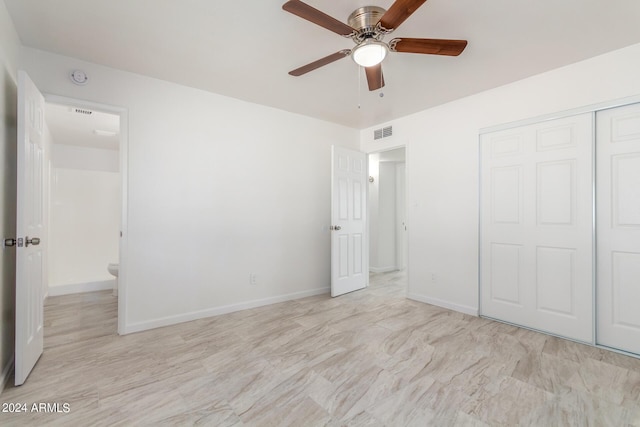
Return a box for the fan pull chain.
[357,66,362,109]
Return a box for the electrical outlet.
[249,273,257,285]
[431,273,437,283]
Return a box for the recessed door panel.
[338,155,349,171]
[537,125,575,151]
[352,234,363,275]
[490,243,522,305]
[352,180,363,220]
[352,157,364,173]
[491,135,522,158]
[491,166,521,224]
[536,247,575,317]
[338,178,348,221]
[612,153,640,227]
[612,112,640,142]
[612,251,640,329]
[338,235,349,278]
[537,160,575,226]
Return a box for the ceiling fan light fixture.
[352,40,388,67]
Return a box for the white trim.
[48,280,115,296]
[122,287,330,335]
[369,266,398,273]
[407,293,478,317]
[42,94,129,336]
[590,111,597,347]
[477,133,483,317]
[480,94,640,135]
[0,357,14,394]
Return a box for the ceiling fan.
[282,0,468,91]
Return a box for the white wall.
[48,143,120,292]
[52,144,119,172]
[361,42,640,315]
[20,47,359,332]
[0,0,20,388]
[370,161,397,272]
[49,163,119,292]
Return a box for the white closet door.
[480,113,593,342]
[596,103,640,355]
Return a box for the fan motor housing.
[348,6,386,41]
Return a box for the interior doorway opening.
[368,147,407,277]
[43,95,128,335]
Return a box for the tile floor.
[1,271,639,426]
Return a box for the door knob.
[25,237,41,247]
[330,225,342,231]
[3,238,16,248]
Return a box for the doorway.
[368,147,407,276]
[43,95,127,334]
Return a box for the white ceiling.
[5,0,640,129]
[46,103,120,150]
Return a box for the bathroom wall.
[0,0,19,390]
[48,144,119,295]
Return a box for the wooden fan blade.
[283,0,354,36]
[390,38,468,56]
[365,64,385,91]
[378,0,428,31]
[289,50,351,76]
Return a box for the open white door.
[331,146,368,297]
[15,71,45,385]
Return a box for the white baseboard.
[48,279,115,296]
[122,286,330,335]
[0,356,14,394]
[369,266,398,273]
[407,293,478,317]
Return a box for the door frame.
[44,94,129,335]
[366,145,408,285]
[395,162,407,271]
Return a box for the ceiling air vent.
[374,125,393,140]
[73,108,93,115]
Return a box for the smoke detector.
[70,70,88,85]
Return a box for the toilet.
[107,263,119,296]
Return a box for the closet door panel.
[597,103,640,355]
[481,113,593,342]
